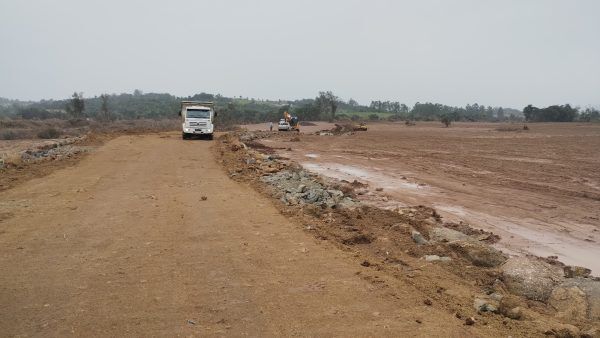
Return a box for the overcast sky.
[1,0,599,108]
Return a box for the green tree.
[440,114,452,127]
[523,104,536,121]
[497,107,505,120]
[316,91,339,122]
[66,92,85,118]
[98,94,114,121]
[400,103,409,114]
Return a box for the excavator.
[353,122,368,131]
[283,111,300,132]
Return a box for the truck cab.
[180,101,216,140]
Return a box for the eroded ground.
[248,122,600,273]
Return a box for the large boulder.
[448,240,506,267]
[558,278,600,321]
[549,285,589,321]
[501,256,564,301]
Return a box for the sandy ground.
[246,122,600,274]
[0,133,489,336]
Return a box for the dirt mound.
[315,123,356,136]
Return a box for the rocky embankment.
[217,131,600,337]
[0,136,88,169]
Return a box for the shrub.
[335,113,349,120]
[350,114,360,121]
[0,119,27,128]
[37,128,61,139]
[440,114,452,127]
[368,113,379,121]
[0,129,19,140]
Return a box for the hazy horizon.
[1,0,599,109]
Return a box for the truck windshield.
[186,109,211,119]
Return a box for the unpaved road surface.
[0,133,480,336]
[248,122,600,273]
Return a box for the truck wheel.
[182,133,188,140]
[208,134,214,140]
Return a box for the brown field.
[248,122,600,273]
[2,123,599,336]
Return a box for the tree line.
[1,91,598,124]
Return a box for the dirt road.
[0,133,480,336]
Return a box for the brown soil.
[215,132,599,335]
[0,130,595,336]
[0,132,487,336]
[248,122,600,274]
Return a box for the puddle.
[301,162,429,194]
[297,154,600,275]
[435,204,600,274]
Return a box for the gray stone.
[429,227,469,243]
[473,297,498,313]
[501,256,564,301]
[424,255,451,262]
[411,230,429,245]
[564,265,591,278]
[262,169,356,209]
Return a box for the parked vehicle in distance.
[278,119,291,131]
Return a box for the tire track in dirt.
[1,132,483,336]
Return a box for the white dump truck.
[179,101,216,140]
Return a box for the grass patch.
[37,128,61,139]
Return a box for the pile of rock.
[19,137,87,163]
[315,124,355,136]
[21,144,85,162]
[424,225,600,324]
[261,170,355,209]
[501,256,600,323]
[427,226,507,267]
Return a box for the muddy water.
[300,159,600,274]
